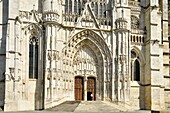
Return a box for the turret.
[42,0,61,24]
[42,0,63,109]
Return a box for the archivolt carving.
[63,29,112,63]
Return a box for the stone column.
[84,70,87,101]
[103,60,107,101]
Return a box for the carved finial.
[51,0,53,10]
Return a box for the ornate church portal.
[1,0,169,111]
[72,39,104,101]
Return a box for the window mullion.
[33,42,36,79]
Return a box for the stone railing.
[43,10,59,23]
[19,10,42,22]
[19,11,31,20]
[131,29,145,34]
[115,18,127,30]
[97,17,111,26]
[131,34,145,45]
[62,12,111,29]
[128,1,140,6]
[63,13,80,22]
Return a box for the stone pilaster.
[4,0,22,111]
[144,1,165,110]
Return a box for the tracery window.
[91,2,94,8]
[78,0,81,14]
[29,36,38,79]
[99,3,102,17]
[64,0,108,18]
[103,4,106,18]
[74,0,77,13]
[65,0,68,13]
[131,51,140,81]
[69,0,73,13]
[94,3,98,17]
[131,15,139,29]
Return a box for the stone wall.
[130,82,140,110]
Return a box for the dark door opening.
[87,77,95,100]
[87,92,93,101]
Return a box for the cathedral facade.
[0,0,170,111]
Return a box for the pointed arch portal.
[63,29,112,101]
[73,42,99,101]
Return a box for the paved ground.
[46,101,81,112]
[3,101,152,113]
[74,101,121,112]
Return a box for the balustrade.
[131,34,144,44]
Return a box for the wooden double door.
[75,77,95,101]
[74,77,84,100]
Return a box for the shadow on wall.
[0,0,9,111]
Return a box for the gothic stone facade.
[0,0,170,112]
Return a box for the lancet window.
[131,51,140,81]
[29,36,39,79]
[133,59,140,81]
